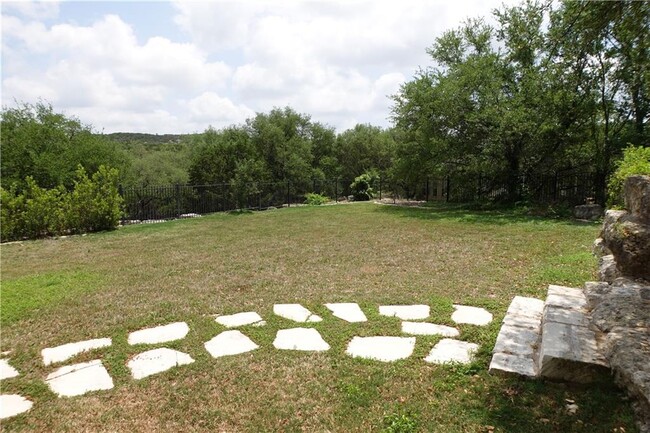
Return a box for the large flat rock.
[345,336,416,362]
[379,305,430,320]
[492,324,540,357]
[324,303,367,322]
[215,312,264,328]
[273,328,330,351]
[41,338,112,366]
[0,394,33,419]
[204,330,259,358]
[489,353,537,378]
[401,321,459,337]
[451,305,493,326]
[127,348,194,380]
[46,360,114,397]
[424,339,479,364]
[128,322,189,345]
[273,304,322,323]
[0,359,20,380]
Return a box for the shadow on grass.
[375,202,600,227]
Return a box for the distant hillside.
[103,132,189,145]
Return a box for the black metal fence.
[119,171,597,222]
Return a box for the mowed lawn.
[0,203,638,432]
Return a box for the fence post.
[379,176,382,200]
[286,179,290,208]
[446,176,451,202]
[426,177,430,201]
[175,184,181,218]
[335,179,338,203]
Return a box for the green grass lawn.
[0,202,638,432]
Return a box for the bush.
[607,145,650,207]
[0,165,123,242]
[350,171,379,201]
[304,193,330,205]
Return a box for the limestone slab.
[128,322,189,345]
[41,338,112,366]
[543,305,589,327]
[545,294,587,311]
[46,360,114,397]
[345,336,416,362]
[273,328,330,351]
[324,303,367,322]
[424,339,479,364]
[0,394,33,419]
[489,353,537,378]
[401,321,459,337]
[127,348,194,380]
[538,321,608,382]
[378,305,430,320]
[204,330,259,358]
[503,314,543,330]
[215,312,263,328]
[506,296,544,318]
[492,324,540,357]
[547,285,585,299]
[451,305,493,326]
[273,304,322,323]
[0,359,19,380]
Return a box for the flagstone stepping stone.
[451,305,493,326]
[379,305,430,320]
[0,359,19,380]
[273,304,322,323]
[273,328,330,351]
[128,322,189,345]
[345,336,416,362]
[41,338,112,366]
[127,348,194,380]
[0,394,33,419]
[204,330,259,358]
[324,303,367,322]
[215,312,264,328]
[424,338,479,364]
[46,359,114,397]
[401,321,460,337]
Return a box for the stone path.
[1,301,494,420]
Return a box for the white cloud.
[186,91,255,125]
[1,1,60,20]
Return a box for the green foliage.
[0,165,123,241]
[304,193,330,206]
[607,145,650,207]
[382,410,419,433]
[350,171,378,201]
[1,102,128,189]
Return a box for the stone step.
[489,296,544,378]
[537,285,609,383]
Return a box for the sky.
[1,0,514,134]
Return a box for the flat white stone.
[451,305,493,326]
[0,394,33,419]
[41,338,112,366]
[324,303,367,322]
[424,339,479,364]
[127,348,194,380]
[543,305,589,327]
[273,304,322,323]
[489,353,537,377]
[204,330,259,358]
[547,284,585,299]
[401,321,460,337]
[46,360,114,397]
[506,296,545,318]
[379,305,430,320]
[492,324,540,357]
[128,322,189,345]
[215,312,263,328]
[0,359,19,380]
[273,328,330,351]
[545,294,587,310]
[345,336,416,362]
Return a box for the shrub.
[304,192,330,205]
[0,165,123,242]
[607,145,650,208]
[350,171,378,201]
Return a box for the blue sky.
[2,0,513,134]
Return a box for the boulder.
[602,213,650,281]
[624,175,650,222]
[574,204,603,220]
